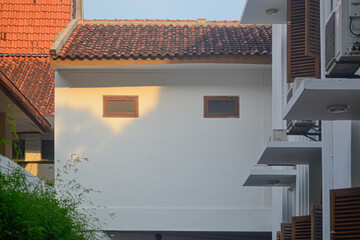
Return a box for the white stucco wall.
[55,64,272,232]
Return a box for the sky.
[84,0,246,21]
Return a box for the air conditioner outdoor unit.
[325,0,360,76]
[269,129,288,142]
[287,77,305,103]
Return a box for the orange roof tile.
[0,0,71,55]
[0,56,54,115]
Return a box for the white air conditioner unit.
[287,78,306,103]
[325,0,360,76]
[269,129,288,142]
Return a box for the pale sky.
[84,0,246,21]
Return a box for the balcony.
[257,141,322,166]
[243,168,297,187]
[284,78,360,120]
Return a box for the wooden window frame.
[311,204,322,240]
[287,0,320,83]
[292,215,311,240]
[204,96,239,118]
[103,95,139,118]
[330,187,360,239]
[281,223,292,240]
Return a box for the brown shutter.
[292,215,311,240]
[287,0,320,83]
[281,223,293,240]
[330,187,360,239]
[311,205,322,240]
[277,231,282,240]
[305,0,320,56]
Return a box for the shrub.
[0,159,105,240]
[0,104,107,239]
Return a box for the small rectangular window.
[103,96,139,118]
[41,140,54,160]
[204,96,239,118]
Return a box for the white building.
[241,0,360,239]
[51,19,274,239]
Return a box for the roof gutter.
[0,70,52,134]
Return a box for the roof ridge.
[78,18,254,27]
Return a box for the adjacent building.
[0,0,81,180]
[51,19,273,239]
[241,0,360,239]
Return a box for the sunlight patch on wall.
[69,87,162,134]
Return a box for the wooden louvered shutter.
[311,205,322,240]
[305,0,320,56]
[330,187,360,239]
[281,223,293,240]
[292,215,311,240]
[287,0,320,83]
[277,231,282,240]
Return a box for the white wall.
[55,64,272,231]
[351,121,360,187]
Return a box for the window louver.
[292,215,311,240]
[281,223,292,240]
[305,0,320,56]
[330,187,360,239]
[287,0,320,83]
[311,205,322,240]
[277,231,281,240]
[325,11,335,69]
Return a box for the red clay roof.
[0,0,71,117]
[0,67,52,133]
[0,56,54,115]
[0,0,71,55]
[53,20,272,60]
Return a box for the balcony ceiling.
[243,169,297,187]
[240,0,287,24]
[284,78,360,120]
[257,141,322,166]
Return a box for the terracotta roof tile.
[0,0,71,55]
[0,56,54,115]
[53,20,272,60]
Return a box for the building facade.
[0,0,82,180]
[51,19,274,239]
[241,0,360,239]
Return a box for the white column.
[309,161,322,205]
[322,121,352,240]
[271,24,288,240]
[272,24,287,130]
[295,165,309,216]
[351,121,360,187]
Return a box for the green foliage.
[0,104,21,162]
[0,159,106,240]
[0,105,109,239]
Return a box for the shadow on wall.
[55,68,271,209]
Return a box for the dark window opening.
[41,140,54,160]
[204,96,239,118]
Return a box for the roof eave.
[0,70,52,134]
[50,54,272,68]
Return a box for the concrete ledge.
[91,208,272,232]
